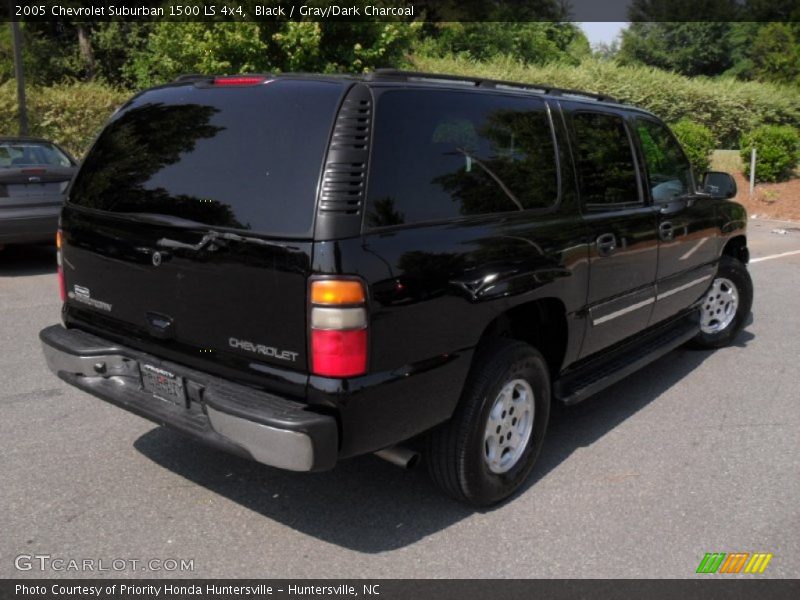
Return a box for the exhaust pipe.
[375,446,421,469]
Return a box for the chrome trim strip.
[656,274,712,301]
[592,296,655,326]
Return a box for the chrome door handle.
[659,221,674,241]
[596,233,617,256]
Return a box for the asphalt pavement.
[1,218,798,579]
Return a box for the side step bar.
[554,311,700,405]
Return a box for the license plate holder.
[141,364,186,407]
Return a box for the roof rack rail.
[368,69,617,103]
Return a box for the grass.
[711,150,745,174]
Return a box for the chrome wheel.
[700,277,739,334]
[483,378,535,474]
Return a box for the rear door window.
[571,112,641,209]
[68,79,345,238]
[365,90,559,228]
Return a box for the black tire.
[688,256,753,349]
[427,340,550,507]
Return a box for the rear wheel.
[689,256,753,349]
[427,340,550,507]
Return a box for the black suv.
[40,70,752,506]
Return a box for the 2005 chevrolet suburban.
[40,70,752,506]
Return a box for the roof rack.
[367,69,617,104]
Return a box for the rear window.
[0,141,72,168]
[365,90,559,228]
[68,79,345,237]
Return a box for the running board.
[554,312,700,406]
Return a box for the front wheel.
[689,256,753,349]
[427,340,551,507]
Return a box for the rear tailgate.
[61,77,348,391]
[61,207,312,380]
[0,166,74,207]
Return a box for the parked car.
[39,71,752,506]
[0,137,77,250]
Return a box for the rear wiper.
[116,212,209,229]
[114,212,299,251]
[157,230,298,252]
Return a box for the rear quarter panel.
[309,211,590,456]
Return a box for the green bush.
[410,55,800,148]
[670,119,716,174]
[126,21,420,89]
[740,125,800,183]
[0,81,128,157]
[414,22,588,66]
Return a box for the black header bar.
[1,0,798,22]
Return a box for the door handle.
[659,221,675,241]
[596,232,617,256]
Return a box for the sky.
[579,22,628,47]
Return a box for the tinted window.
[366,90,558,228]
[0,141,72,168]
[635,118,693,202]
[68,79,345,237]
[572,112,640,207]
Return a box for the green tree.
[417,22,589,66]
[618,22,733,77]
[126,20,420,88]
[621,0,800,84]
[124,22,270,87]
[749,23,800,85]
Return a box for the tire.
[689,256,753,349]
[427,339,550,507]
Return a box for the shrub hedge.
[2,56,799,161]
[670,119,716,174]
[740,125,800,183]
[0,81,129,158]
[411,55,800,148]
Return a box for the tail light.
[56,229,66,302]
[309,279,368,378]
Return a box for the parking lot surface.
[1,218,798,578]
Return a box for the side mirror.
[702,171,737,199]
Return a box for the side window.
[571,112,640,208]
[365,90,559,228]
[635,118,693,202]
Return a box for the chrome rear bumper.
[40,325,338,472]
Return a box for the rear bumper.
[0,203,61,244]
[39,325,338,472]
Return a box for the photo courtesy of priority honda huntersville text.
[39,69,753,507]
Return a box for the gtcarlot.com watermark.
[14,553,194,573]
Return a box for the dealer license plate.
[141,364,186,406]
